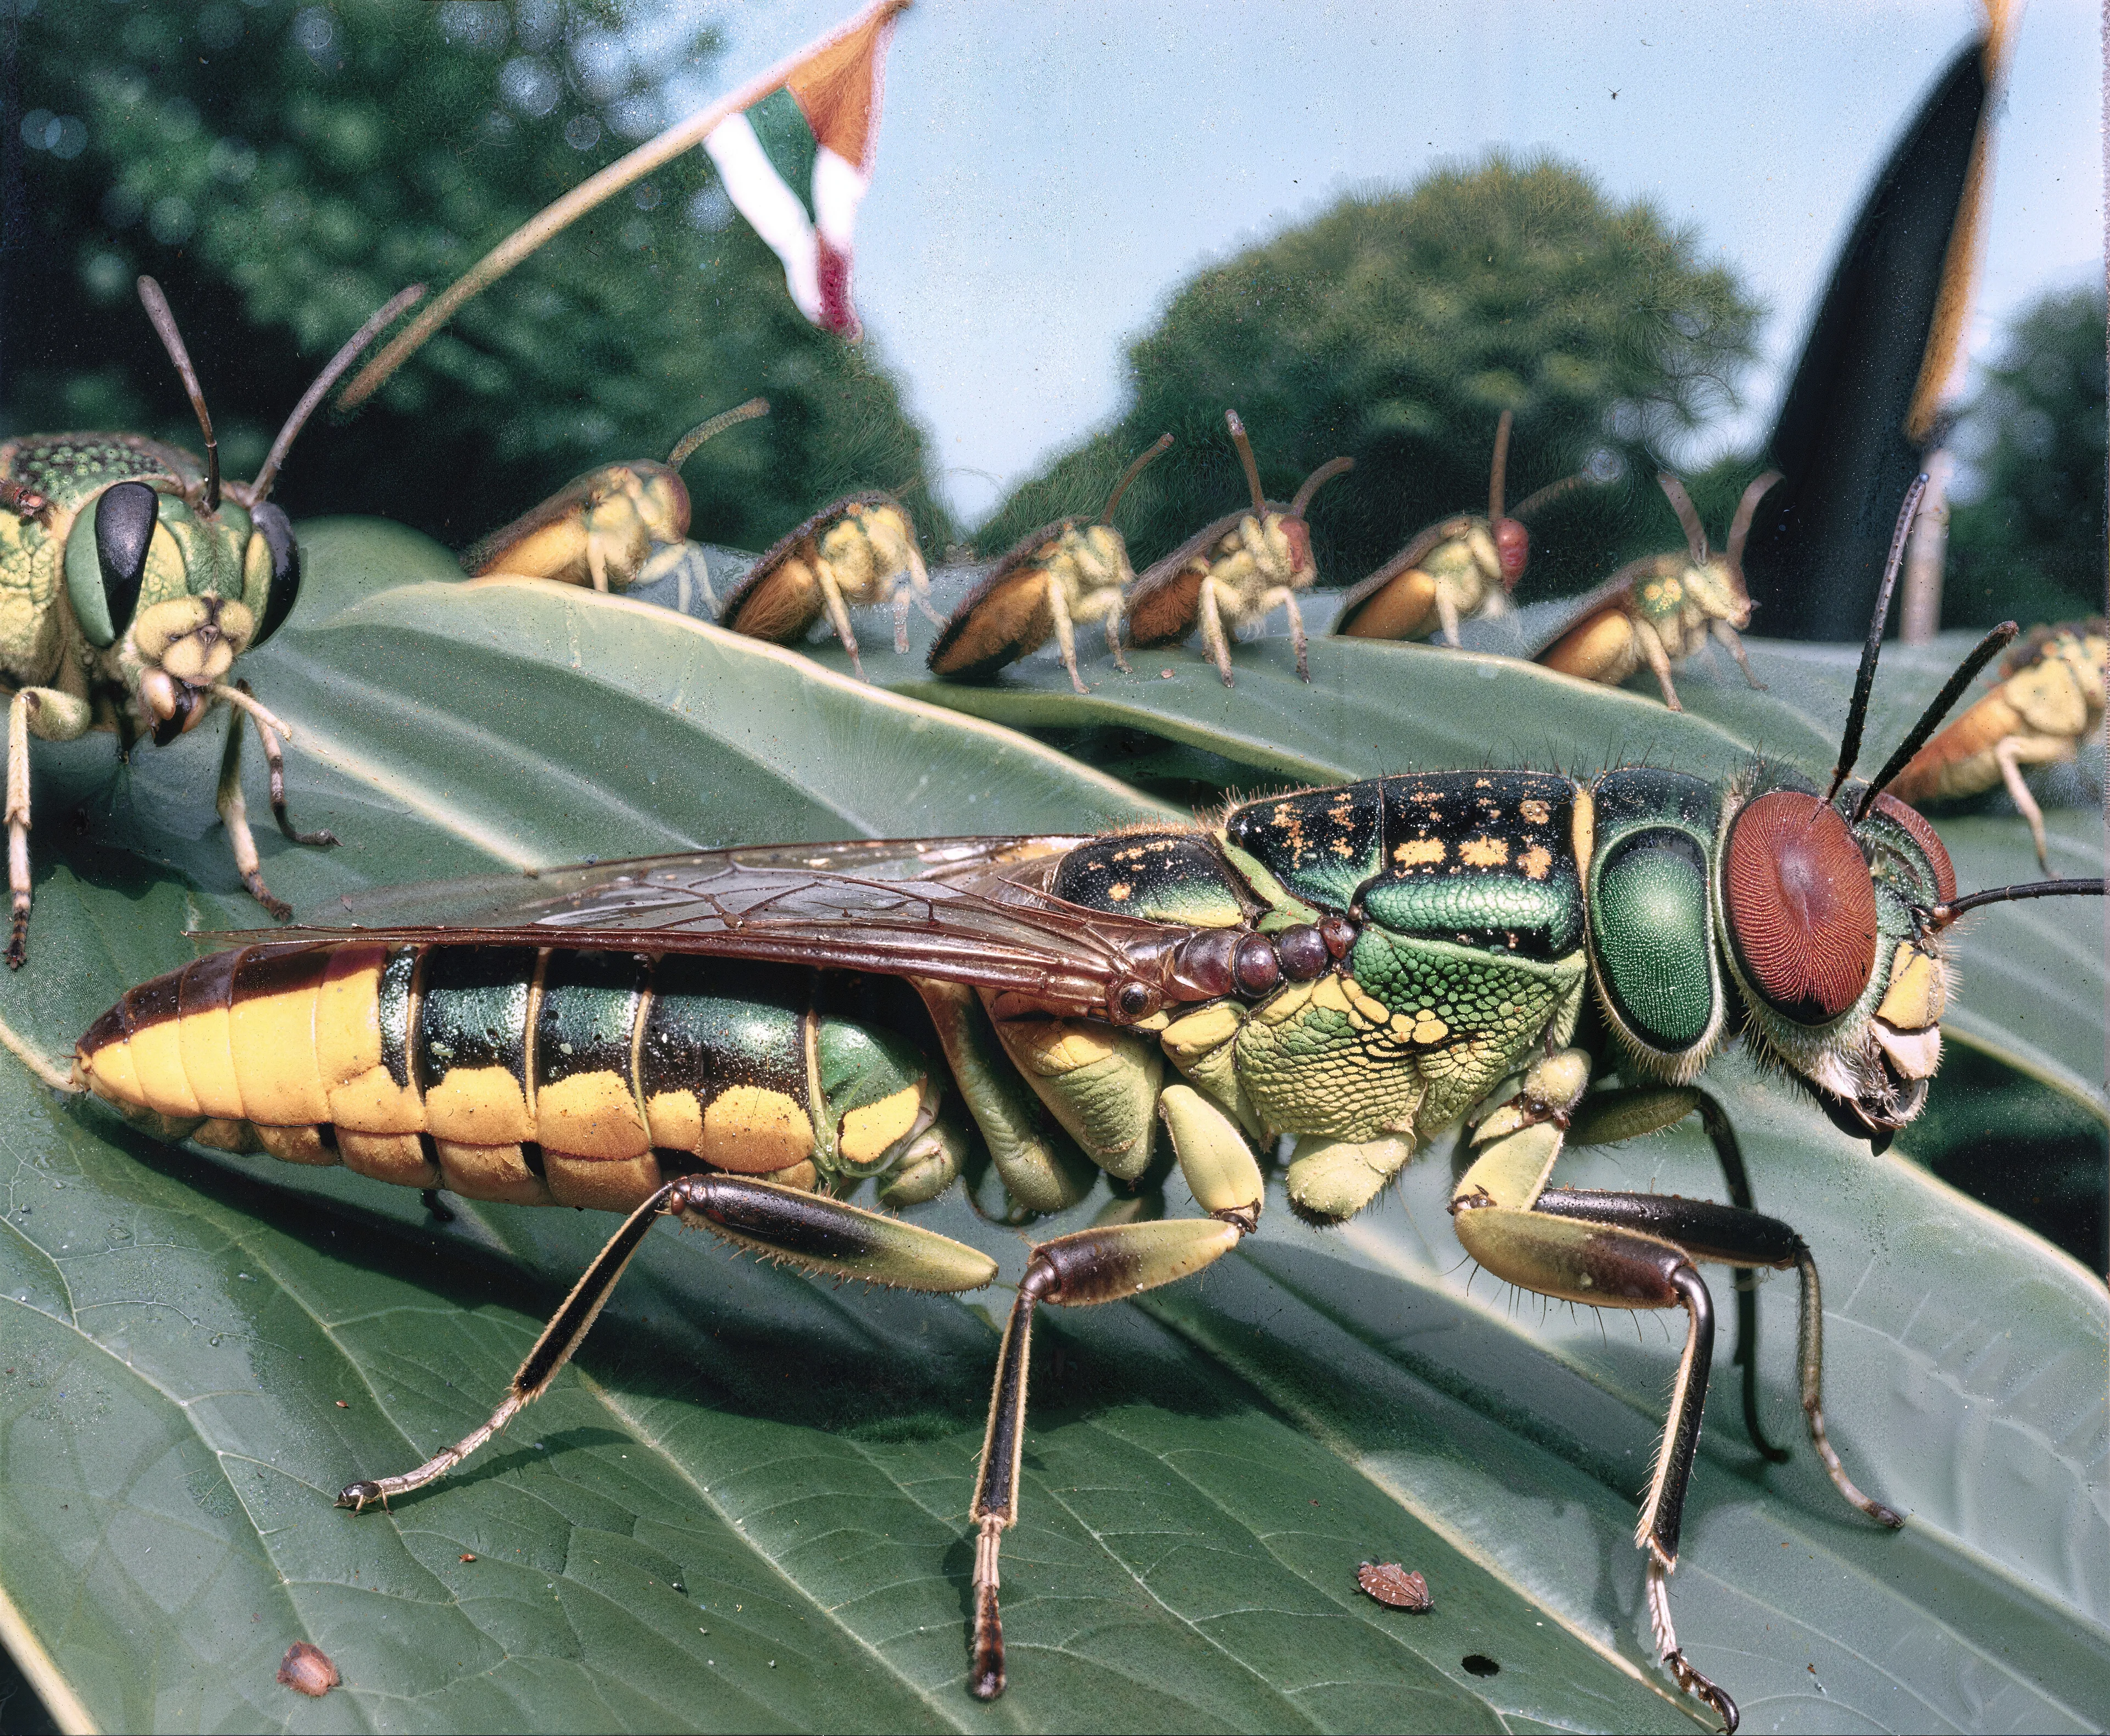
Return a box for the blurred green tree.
[1942,285,2106,629]
[0,0,951,554]
[975,154,1763,598]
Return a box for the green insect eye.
[248,502,302,645]
[69,480,159,648]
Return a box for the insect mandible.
[1124,410,1352,686]
[1535,469,1779,709]
[459,397,771,614]
[0,276,420,967]
[926,432,1173,693]
[69,480,2101,1729]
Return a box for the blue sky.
[653,0,2099,524]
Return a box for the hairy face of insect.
[1715,776,1956,1134]
[64,481,273,740]
[1684,557,1751,630]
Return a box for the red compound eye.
[1723,791,1878,1025]
[1870,792,1956,904]
[1493,519,1529,587]
[1280,518,1313,578]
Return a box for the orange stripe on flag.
[787,0,908,174]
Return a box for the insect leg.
[5,691,30,970]
[1044,574,1086,695]
[1435,585,1464,648]
[214,700,291,919]
[587,534,609,593]
[815,558,866,679]
[1279,587,1310,681]
[1534,1188,1906,1530]
[970,1216,1245,1699]
[1710,619,1765,691]
[1101,598,1131,674]
[1633,616,1683,709]
[229,680,337,848]
[1568,1084,1785,1460]
[339,1175,996,1511]
[1992,736,2057,870]
[1197,578,1236,686]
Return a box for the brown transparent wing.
[240,836,1191,1020]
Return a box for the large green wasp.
[0,276,420,967]
[70,481,2098,1728]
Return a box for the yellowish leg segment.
[340,1175,996,1512]
[1634,615,1683,709]
[1046,571,1086,694]
[225,678,336,849]
[1711,619,1764,691]
[1435,585,1464,648]
[816,560,865,678]
[1197,577,1236,685]
[214,700,290,919]
[1993,734,2071,869]
[5,686,92,969]
[969,1215,1245,1700]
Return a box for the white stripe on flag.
[703,113,821,324]
[811,146,867,253]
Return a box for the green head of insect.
[67,277,421,744]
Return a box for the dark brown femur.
[1724,792,1877,1024]
[1869,792,1956,905]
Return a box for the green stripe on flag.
[747,87,819,221]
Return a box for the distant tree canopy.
[976,156,1764,598]
[1944,286,2106,630]
[0,0,951,553]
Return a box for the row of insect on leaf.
[471,398,1812,710]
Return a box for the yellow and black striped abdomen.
[74,945,942,1215]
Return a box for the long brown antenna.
[1100,432,1173,524]
[1488,409,1513,520]
[1930,877,2104,928]
[1856,621,2018,819]
[1825,475,1928,800]
[1290,455,1354,519]
[245,284,426,506]
[1508,473,1585,521]
[1225,410,1264,515]
[1657,471,1708,564]
[1725,469,1783,570]
[136,276,219,513]
[667,397,769,469]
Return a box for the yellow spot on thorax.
[1520,845,1553,881]
[1461,837,1509,867]
[1394,838,1446,867]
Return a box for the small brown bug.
[1124,411,1352,686]
[276,1640,340,1696]
[1356,1562,1433,1611]
[926,433,1173,693]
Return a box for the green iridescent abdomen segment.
[71,944,945,1215]
[1225,771,1584,956]
[1050,831,1250,927]
[1583,767,1722,1066]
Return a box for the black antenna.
[1856,621,2019,820]
[1825,474,1927,800]
[246,284,426,505]
[136,276,219,513]
[1931,878,2105,928]
[1290,455,1354,518]
[1100,432,1173,524]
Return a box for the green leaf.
[1,526,2102,1732]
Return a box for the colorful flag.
[703,0,908,338]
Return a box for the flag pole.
[337,0,910,410]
